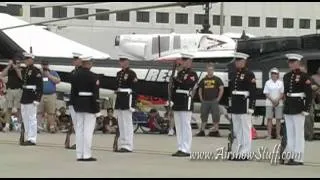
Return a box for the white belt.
[232,91,249,97]
[63,97,70,101]
[78,92,93,96]
[176,89,190,95]
[118,88,132,93]
[188,96,191,111]
[175,89,192,110]
[287,93,305,98]
[23,85,36,90]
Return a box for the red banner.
[137,95,168,106]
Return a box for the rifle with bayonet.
[19,122,25,145]
[168,62,178,112]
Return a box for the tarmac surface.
[0,130,320,178]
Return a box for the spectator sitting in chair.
[147,108,167,134]
[0,107,6,131]
[102,108,118,134]
[95,115,104,132]
[10,108,19,131]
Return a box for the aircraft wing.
[0,13,110,59]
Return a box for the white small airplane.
[115,32,238,61]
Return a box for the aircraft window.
[302,35,320,49]
[266,17,277,28]
[173,36,181,49]
[137,11,149,23]
[283,18,294,28]
[212,15,225,26]
[160,36,170,52]
[194,14,205,25]
[279,39,301,50]
[231,16,242,27]
[114,36,120,46]
[52,6,67,18]
[248,17,260,27]
[6,4,23,16]
[152,37,158,54]
[74,8,88,20]
[152,36,170,54]
[156,12,169,24]
[30,7,45,18]
[316,20,320,30]
[175,13,188,24]
[193,57,234,64]
[300,19,310,29]
[261,41,278,54]
[96,9,109,21]
[116,11,130,22]
[0,5,6,13]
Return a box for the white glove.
[166,101,174,107]
[130,108,136,112]
[247,109,254,114]
[33,101,40,106]
[95,112,102,118]
[302,111,309,116]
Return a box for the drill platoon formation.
[16,50,311,166]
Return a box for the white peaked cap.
[285,53,303,61]
[180,53,194,59]
[234,52,250,60]
[23,52,35,59]
[118,54,130,60]
[72,52,82,58]
[80,56,92,61]
[270,67,279,74]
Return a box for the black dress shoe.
[78,157,97,162]
[178,152,190,157]
[172,150,183,156]
[65,144,76,150]
[285,159,304,166]
[279,159,285,165]
[21,141,36,146]
[208,131,221,137]
[172,150,190,157]
[70,144,76,149]
[285,159,294,165]
[117,148,132,153]
[195,131,205,137]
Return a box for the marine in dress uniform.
[71,56,100,161]
[171,53,199,157]
[20,52,43,146]
[65,52,82,150]
[114,55,138,153]
[228,52,256,160]
[283,53,312,165]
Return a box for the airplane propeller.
[0,2,207,31]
